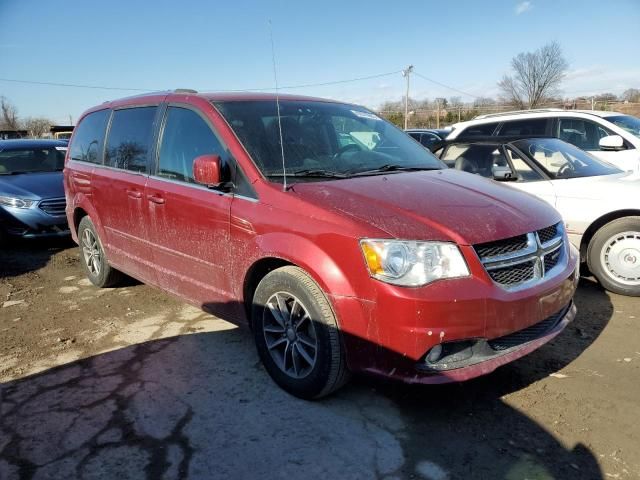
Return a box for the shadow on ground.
[0,237,75,279]
[0,278,611,480]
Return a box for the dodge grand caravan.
[65,91,579,398]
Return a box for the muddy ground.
[0,239,638,479]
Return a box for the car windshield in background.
[214,100,444,181]
[606,115,640,140]
[0,147,66,175]
[513,138,622,179]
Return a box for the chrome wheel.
[82,228,102,276]
[600,231,640,286]
[262,292,318,379]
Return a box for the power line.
[413,71,481,99]
[0,70,402,94]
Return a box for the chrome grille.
[474,223,566,290]
[474,234,528,258]
[38,197,66,216]
[488,260,536,285]
[537,223,559,244]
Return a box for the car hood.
[292,169,560,245]
[0,171,64,199]
[552,171,640,202]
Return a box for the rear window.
[105,107,157,173]
[70,109,110,164]
[0,147,66,175]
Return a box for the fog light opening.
[426,344,443,363]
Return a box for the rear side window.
[105,107,157,172]
[157,107,224,183]
[461,122,499,137]
[497,118,547,136]
[70,109,110,164]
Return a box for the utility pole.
[591,97,594,110]
[402,65,413,130]
[436,99,440,129]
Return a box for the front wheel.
[587,216,640,296]
[252,266,349,399]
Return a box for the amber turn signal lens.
[361,241,384,275]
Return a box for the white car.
[447,109,640,173]
[437,137,640,296]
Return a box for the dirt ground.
[1,239,639,480]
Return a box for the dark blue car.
[0,139,70,244]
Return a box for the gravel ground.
[1,238,638,479]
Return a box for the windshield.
[0,147,67,175]
[513,138,622,179]
[606,115,640,140]
[214,100,444,181]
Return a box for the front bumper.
[330,243,580,383]
[0,205,69,239]
[365,301,576,384]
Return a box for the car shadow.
[0,280,611,479]
[0,237,75,279]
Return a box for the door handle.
[126,189,143,199]
[147,194,165,205]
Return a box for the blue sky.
[1,0,638,124]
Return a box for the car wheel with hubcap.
[587,216,640,296]
[252,266,349,399]
[77,216,123,288]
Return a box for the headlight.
[0,195,36,209]
[360,239,470,286]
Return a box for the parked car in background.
[65,91,578,398]
[446,109,640,173]
[437,136,640,296]
[405,128,450,150]
[0,139,69,245]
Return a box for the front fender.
[249,232,364,299]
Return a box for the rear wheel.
[252,266,349,399]
[587,216,640,296]
[77,216,124,288]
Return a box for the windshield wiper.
[266,169,349,178]
[348,164,441,176]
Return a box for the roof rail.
[474,108,563,120]
[174,88,198,94]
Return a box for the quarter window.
[105,107,157,172]
[69,109,110,164]
[461,122,499,136]
[157,107,225,183]
[498,118,547,136]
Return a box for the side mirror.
[599,135,625,151]
[492,166,516,181]
[193,154,222,187]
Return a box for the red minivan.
[65,91,579,398]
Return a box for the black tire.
[252,266,350,399]
[77,216,124,288]
[587,216,640,296]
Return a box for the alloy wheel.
[262,292,318,379]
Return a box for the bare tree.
[1,96,20,130]
[24,117,53,138]
[498,42,568,109]
[622,88,640,103]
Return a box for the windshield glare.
[514,138,622,179]
[606,115,640,140]
[214,100,444,181]
[0,147,66,175]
